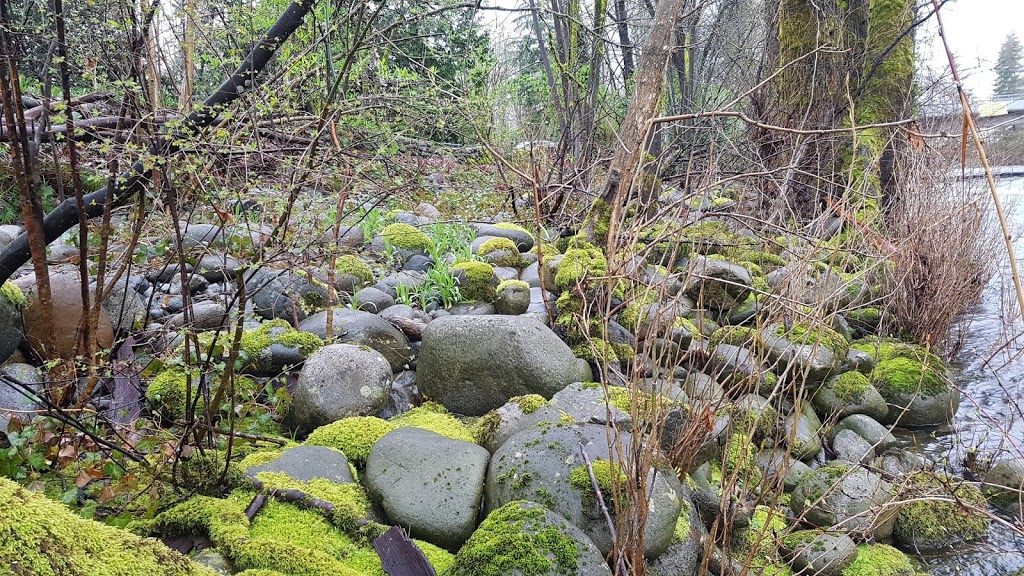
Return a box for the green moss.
[710,325,760,349]
[252,472,370,531]
[389,402,476,443]
[590,198,612,244]
[722,434,763,486]
[449,501,582,576]
[833,371,871,402]
[179,451,248,494]
[496,279,530,294]
[532,242,561,258]
[1,280,24,307]
[146,367,199,421]
[892,472,988,549]
[848,307,881,326]
[304,417,396,466]
[493,222,532,235]
[479,237,518,256]
[573,339,620,364]
[380,223,434,251]
[0,477,217,576]
[570,460,626,509]
[452,261,498,302]
[554,246,607,291]
[241,320,324,361]
[872,357,948,397]
[776,321,850,358]
[334,255,374,285]
[239,450,284,469]
[617,290,658,331]
[732,401,779,442]
[510,394,547,415]
[840,544,916,576]
[249,500,353,557]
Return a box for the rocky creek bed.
[0,190,1022,576]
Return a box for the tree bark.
[613,0,633,83]
[0,0,317,284]
[598,0,688,249]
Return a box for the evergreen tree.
[994,33,1024,97]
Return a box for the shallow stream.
[903,176,1024,575]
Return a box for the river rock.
[14,271,114,361]
[756,449,812,491]
[165,301,231,331]
[782,529,857,576]
[649,498,702,576]
[831,429,876,464]
[485,422,682,558]
[812,371,888,421]
[759,322,847,385]
[493,281,531,315]
[245,445,354,484]
[298,308,411,372]
[98,276,147,333]
[0,365,41,431]
[791,461,895,539]
[417,315,585,416]
[0,282,24,363]
[681,256,752,310]
[449,501,611,576]
[983,458,1024,505]
[354,287,394,313]
[891,472,989,550]
[364,428,489,549]
[785,402,823,461]
[193,253,240,283]
[246,268,328,324]
[828,414,898,453]
[471,223,535,252]
[285,343,392,433]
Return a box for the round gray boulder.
[812,372,888,422]
[298,308,411,373]
[791,462,895,539]
[782,529,857,576]
[417,315,586,416]
[365,428,490,549]
[285,343,392,433]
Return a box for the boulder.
[470,223,535,252]
[812,371,888,421]
[828,414,898,453]
[759,321,848,385]
[0,281,25,363]
[983,458,1024,505]
[245,445,354,484]
[0,364,41,431]
[852,339,958,427]
[791,461,895,539]
[681,256,752,310]
[165,301,231,331]
[418,315,585,416]
[14,271,114,361]
[831,429,876,464]
[285,343,393,433]
[365,428,489,549]
[782,529,857,576]
[448,501,610,576]
[785,402,823,461]
[298,308,411,373]
[891,472,989,550]
[246,268,328,324]
[485,422,682,558]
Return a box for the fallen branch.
[0,0,317,283]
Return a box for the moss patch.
[380,223,433,251]
[334,255,374,285]
[892,472,988,550]
[449,501,582,576]
[840,544,916,576]
[304,417,396,466]
[1,280,24,307]
[569,460,627,509]
[0,477,216,576]
[833,371,871,402]
[554,246,607,291]
[389,402,476,443]
[452,261,498,302]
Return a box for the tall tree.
[994,33,1024,97]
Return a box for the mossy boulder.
[378,223,434,252]
[485,422,682,558]
[791,462,896,539]
[760,321,849,385]
[297,308,411,372]
[451,261,500,302]
[554,246,607,292]
[472,222,535,252]
[473,394,562,453]
[0,281,24,363]
[333,255,375,289]
[478,237,526,268]
[449,500,610,576]
[146,367,200,421]
[494,279,531,315]
[839,544,916,576]
[891,472,989,550]
[851,338,957,427]
[304,416,395,466]
[244,268,330,324]
[681,255,753,310]
[389,402,476,443]
[246,445,355,487]
[0,476,217,576]
[812,371,888,422]
[240,319,324,374]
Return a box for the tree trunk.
[613,0,634,83]
[527,0,566,134]
[598,0,689,248]
[0,0,317,284]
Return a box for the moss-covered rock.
[448,501,611,576]
[304,416,396,466]
[389,402,476,443]
[0,477,217,576]
[146,367,199,421]
[555,246,607,291]
[850,338,955,426]
[891,472,989,550]
[379,223,434,251]
[334,255,374,286]
[569,460,627,510]
[451,261,499,302]
[839,543,916,576]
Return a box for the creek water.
[903,176,1024,575]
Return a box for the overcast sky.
[923,0,1024,100]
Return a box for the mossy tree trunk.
[755,0,915,221]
